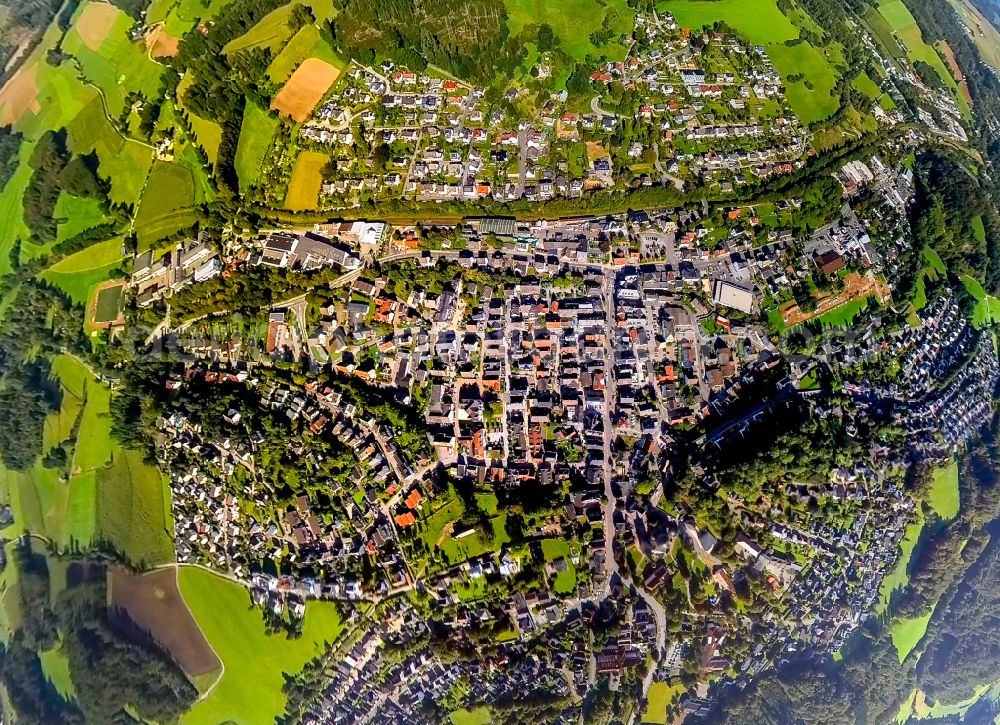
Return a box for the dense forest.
[0,125,24,192]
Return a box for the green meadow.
[235,102,280,191]
[178,567,345,725]
[41,237,127,304]
[505,0,634,62]
[134,160,200,249]
[891,611,932,662]
[927,461,960,521]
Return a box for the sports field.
[235,102,280,191]
[272,58,340,121]
[41,237,126,304]
[266,24,344,83]
[93,284,123,324]
[505,0,634,62]
[178,567,346,725]
[285,150,329,210]
[134,160,200,249]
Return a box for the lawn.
[134,160,199,249]
[891,611,932,662]
[505,0,634,63]
[178,567,345,725]
[266,24,344,83]
[927,460,959,521]
[235,102,280,191]
[642,681,685,724]
[450,707,492,725]
[661,0,840,124]
[815,295,874,327]
[285,150,328,210]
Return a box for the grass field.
[927,461,960,520]
[876,508,924,616]
[891,611,932,662]
[947,0,1000,75]
[134,160,199,249]
[852,72,882,101]
[878,0,970,119]
[285,150,329,210]
[96,450,174,566]
[148,0,233,37]
[41,237,126,304]
[178,567,345,725]
[960,273,1000,327]
[177,74,223,164]
[267,24,344,83]
[661,0,840,124]
[540,538,577,593]
[814,295,874,327]
[505,0,634,62]
[39,645,76,701]
[642,681,685,724]
[235,102,280,191]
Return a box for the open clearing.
[960,273,1000,327]
[877,508,924,615]
[110,567,221,678]
[505,0,634,63]
[178,567,345,725]
[235,102,280,191]
[891,611,932,662]
[285,150,328,210]
[272,58,340,122]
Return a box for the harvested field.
[937,41,972,105]
[145,24,181,58]
[778,272,890,328]
[271,58,340,122]
[75,1,120,51]
[0,64,40,125]
[110,567,221,678]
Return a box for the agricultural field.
[61,1,165,119]
[178,567,345,725]
[267,24,344,84]
[285,150,329,209]
[660,0,842,124]
[272,58,341,122]
[134,160,200,249]
[505,0,634,63]
[96,450,175,566]
[852,72,882,101]
[235,102,281,191]
[947,0,1000,75]
[41,237,127,304]
[52,193,112,245]
[877,0,970,118]
[110,567,221,678]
